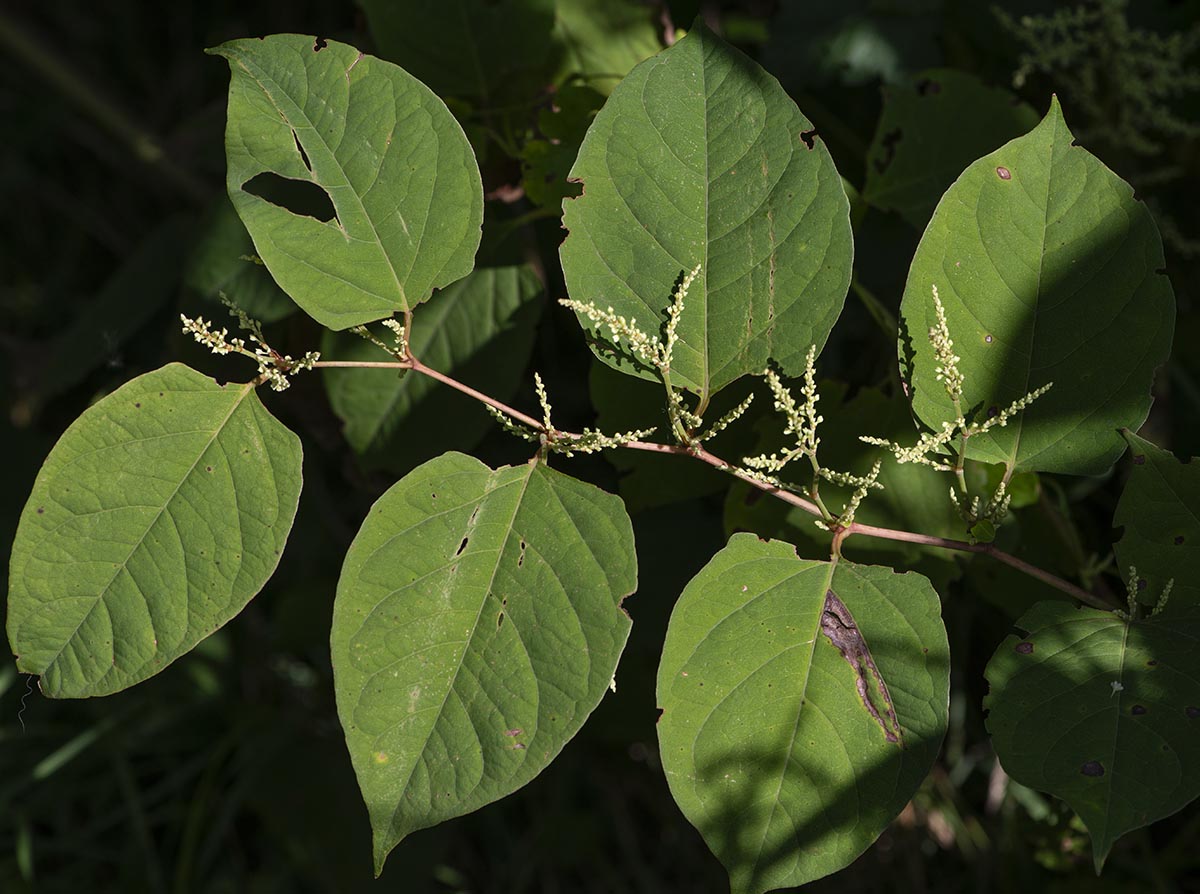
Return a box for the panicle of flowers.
[558,264,700,375]
[1114,565,1176,620]
[486,373,657,457]
[697,393,755,443]
[929,285,965,407]
[838,458,882,527]
[351,318,409,361]
[949,478,1012,540]
[181,295,319,392]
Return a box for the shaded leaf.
[35,219,189,403]
[560,23,852,400]
[359,0,557,104]
[7,364,302,698]
[520,84,604,207]
[209,35,483,329]
[1114,431,1200,612]
[551,0,661,93]
[985,600,1200,870]
[185,196,298,323]
[331,452,635,874]
[900,98,1174,475]
[322,265,543,473]
[657,534,949,893]
[863,69,1039,229]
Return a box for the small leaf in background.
[863,69,1039,230]
[1113,431,1200,611]
[550,0,661,94]
[185,196,298,323]
[560,22,853,400]
[31,219,189,406]
[322,265,544,473]
[331,452,636,875]
[901,98,1174,475]
[985,600,1200,871]
[657,534,949,893]
[359,0,557,105]
[520,84,604,208]
[7,364,303,698]
[209,35,483,329]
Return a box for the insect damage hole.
[243,172,337,223]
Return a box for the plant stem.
[309,356,1114,609]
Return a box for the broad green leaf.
[985,600,1200,870]
[7,364,302,698]
[863,69,1039,229]
[209,35,483,330]
[322,265,543,473]
[332,452,636,874]
[560,23,853,401]
[900,98,1174,475]
[658,534,949,893]
[520,84,604,208]
[551,0,661,93]
[1114,431,1200,612]
[186,196,298,323]
[359,0,556,104]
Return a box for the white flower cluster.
[1114,565,1175,620]
[180,297,319,392]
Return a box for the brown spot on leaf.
[1175,535,1185,545]
[1186,706,1200,719]
[1015,641,1034,654]
[1081,760,1105,777]
[1131,704,1147,715]
[1133,454,1146,465]
[996,166,1012,180]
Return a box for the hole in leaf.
[800,129,817,150]
[243,172,336,223]
[497,611,505,629]
[293,131,313,172]
[455,537,469,557]
[313,36,327,52]
[874,127,901,173]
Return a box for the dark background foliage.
[2,1,1198,891]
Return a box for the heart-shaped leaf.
[331,452,636,874]
[900,98,1174,475]
[985,600,1200,870]
[7,364,302,698]
[209,35,483,330]
[560,22,852,401]
[657,534,948,893]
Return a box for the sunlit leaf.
[901,98,1174,475]
[7,364,302,698]
[560,23,852,400]
[658,534,948,892]
[332,452,635,874]
[209,35,483,329]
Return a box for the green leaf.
[985,600,1200,870]
[560,23,853,400]
[1114,431,1200,612]
[209,35,483,330]
[657,534,949,892]
[186,196,298,323]
[863,69,1040,229]
[359,0,556,104]
[520,84,604,208]
[900,98,1174,475]
[331,452,636,874]
[551,0,661,93]
[322,265,543,473]
[7,364,303,698]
